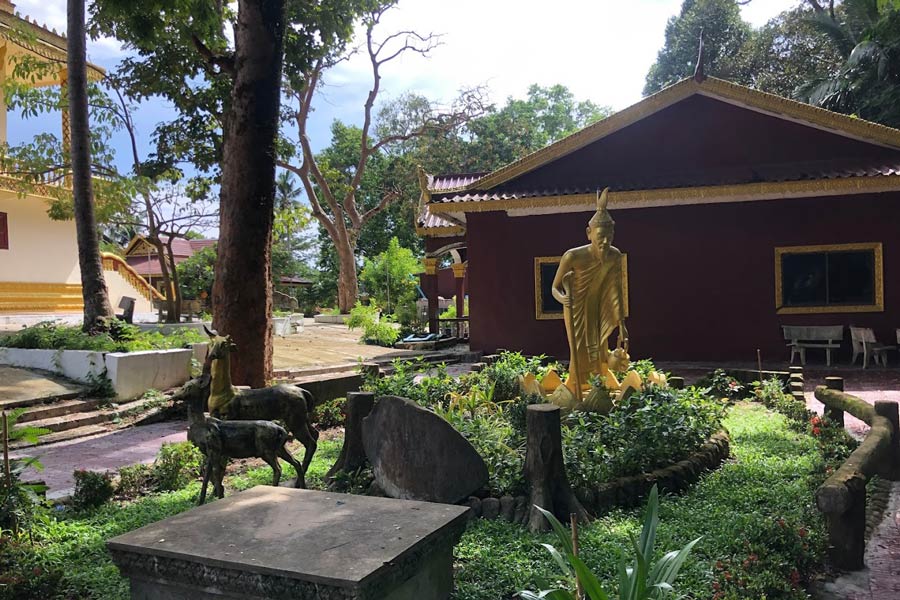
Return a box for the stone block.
[363,396,488,504]
[499,495,515,522]
[107,487,468,600]
[481,497,500,520]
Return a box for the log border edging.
[814,382,900,571]
[465,429,730,525]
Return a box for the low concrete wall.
[0,346,198,400]
[106,349,193,400]
[313,314,349,324]
[136,322,212,335]
[0,348,106,381]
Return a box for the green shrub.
[346,302,399,347]
[151,442,203,492]
[72,470,114,510]
[696,368,746,400]
[115,464,154,500]
[0,409,49,534]
[563,385,726,487]
[752,377,811,425]
[0,321,204,353]
[313,397,346,429]
[480,351,546,402]
[0,537,66,600]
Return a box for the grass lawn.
[3,402,835,600]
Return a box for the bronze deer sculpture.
[203,327,318,488]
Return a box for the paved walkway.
[0,365,83,406]
[11,420,187,499]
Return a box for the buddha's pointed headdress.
[588,187,614,229]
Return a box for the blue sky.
[9,0,794,182]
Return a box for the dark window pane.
[540,262,563,314]
[782,253,827,306]
[828,251,875,304]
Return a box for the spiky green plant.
[520,485,700,600]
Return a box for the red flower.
[812,426,821,436]
[790,569,801,586]
[811,416,822,426]
[712,582,721,592]
[749,553,758,562]
[798,527,808,538]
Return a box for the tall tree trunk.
[150,235,178,323]
[68,0,113,333]
[211,0,284,387]
[336,238,358,313]
[165,237,182,320]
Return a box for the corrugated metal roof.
[429,160,900,205]
[429,173,487,191]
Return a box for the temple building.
[416,74,900,362]
[0,2,159,316]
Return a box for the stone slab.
[363,396,488,504]
[107,486,469,600]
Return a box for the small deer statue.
[179,352,306,505]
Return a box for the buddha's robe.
[560,246,626,388]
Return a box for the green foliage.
[644,0,753,95]
[752,377,810,424]
[0,321,204,353]
[346,302,399,347]
[1,410,49,535]
[151,442,203,493]
[313,397,346,429]
[481,351,547,402]
[695,368,745,400]
[454,403,849,600]
[114,464,154,500]
[798,2,900,127]
[359,237,421,315]
[176,244,216,300]
[72,470,115,511]
[521,485,700,600]
[563,386,726,488]
[439,296,469,319]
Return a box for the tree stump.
[326,392,375,486]
[525,404,590,532]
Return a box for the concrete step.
[16,398,104,423]
[0,389,83,411]
[10,423,108,449]
[17,410,108,434]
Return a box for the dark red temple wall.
[467,192,900,361]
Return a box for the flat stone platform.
[108,486,469,600]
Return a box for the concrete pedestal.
[107,487,469,600]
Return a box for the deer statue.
[203,326,318,487]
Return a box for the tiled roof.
[429,173,487,191]
[430,159,900,205]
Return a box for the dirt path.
[272,321,424,369]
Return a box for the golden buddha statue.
[551,188,628,400]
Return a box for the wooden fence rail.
[814,378,900,570]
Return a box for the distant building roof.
[278,276,313,287]
[124,235,217,277]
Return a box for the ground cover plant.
[453,401,852,600]
[0,321,205,353]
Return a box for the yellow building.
[0,1,160,317]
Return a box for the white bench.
[782,325,843,366]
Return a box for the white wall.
[103,266,154,314]
[0,190,79,284]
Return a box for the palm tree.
[68,0,114,332]
[798,0,900,128]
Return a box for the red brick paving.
[10,420,187,499]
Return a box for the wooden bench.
[782,325,843,366]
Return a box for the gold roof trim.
[0,10,105,79]
[428,175,900,215]
[459,77,900,193]
[415,224,466,238]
